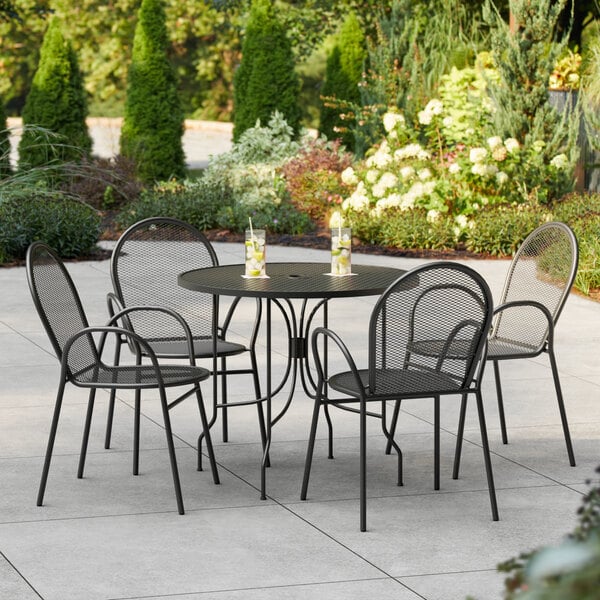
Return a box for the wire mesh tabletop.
[178,262,404,299]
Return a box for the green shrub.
[464,205,546,256]
[117,178,230,231]
[378,209,457,250]
[497,466,600,600]
[233,0,301,141]
[216,197,313,235]
[120,0,185,183]
[18,17,92,169]
[0,195,100,261]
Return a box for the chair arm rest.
[311,326,366,396]
[107,305,197,365]
[493,299,553,324]
[219,296,262,350]
[62,325,168,387]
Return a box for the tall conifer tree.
[18,17,91,169]
[319,12,366,152]
[233,0,301,141]
[120,0,185,183]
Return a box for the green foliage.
[483,0,579,167]
[233,0,301,141]
[0,100,11,177]
[120,0,186,183]
[117,178,229,231]
[319,12,366,151]
[352,0,488,155]
[18,17,92,169]
[0,194,100,261]
[281,137,353,223]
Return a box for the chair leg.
[77,389,96,479]
[493,360,508,445]
[324,405,334,459]
[220,356,228,443]
[133,390,141,476]
[381,402,403,487]
[195,386,220,485]
[474,390,499,521]
[158,390,184,515]
[359,400,367,532]
[37,380,66,507]
[104,338,122,449]
[453,393,468,480]
[548,348,576,466]
[385,399,401,455]
[434,395,440,491]
[300,392,322,501]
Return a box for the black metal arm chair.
[301,262,498,532]
[105,217,265,471]
[27,242,219,515]
[458,221,577,470]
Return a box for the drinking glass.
[245,229,266,277]
[331,228,352,275]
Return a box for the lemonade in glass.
[331,228,352,275]
[245,229,266,277]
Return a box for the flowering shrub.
[340,66,576,240]
[280,137,353,223]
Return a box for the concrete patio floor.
[1,241,599,600]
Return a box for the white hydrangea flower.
[340,166,358,185]
[394,143,424,160]
[442,116,453,128]
[427,209,440,223]
[469,147,488,163]
[550,153,569,169]
[372,183,386,198]
[328,211,343,228]
[372,150,392,168]
[424,181,436,195]
[504,138,520,153]
[448,162,461,175]
[418,110,433,125]
[417,148,432,160]
[455,214,468,229]
[496,171,509,185]
[486,164,499,176]
[471,163,489,176]
[487,136,503,150]
[400,194,416,211]
[426,99,443,115]
[386,193,402,207]
[383,112,405,133]
[379,172,398,189]
[366,169,379,183]
[418,168,432,181]
[400,166,415,180]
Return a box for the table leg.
[261,299,272,500]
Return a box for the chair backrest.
[26,242,98,376]
[492,222,578,346]
[368,262,493,394]
[111,217,218,340]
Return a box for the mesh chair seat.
[486,336,540,359]
[72,363,210,389]
[330,368,464,399]
[141,337,247,360]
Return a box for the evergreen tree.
[0,95,11,177]
[318,12,366,152]
[18,17,92,169]
[233,0,301,142]
[483,0,576,162]
[120,0,185,183]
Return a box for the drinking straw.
[249,217,254,242]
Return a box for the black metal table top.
[178,262,405,299]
